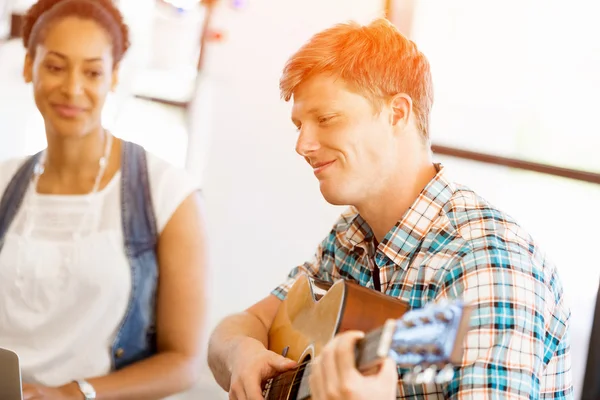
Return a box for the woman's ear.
[111,64,120,92]
[23,53,33,84]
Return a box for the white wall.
[194,0,385,397]
[200,0,385,328]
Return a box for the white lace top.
[0,151,200,386]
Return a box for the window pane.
[412,1,600,173]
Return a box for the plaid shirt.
[272,164,573,399]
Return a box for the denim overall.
[0,140,158,370]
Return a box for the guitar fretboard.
[264,362,313,400]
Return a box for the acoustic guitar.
[263,274,472,399]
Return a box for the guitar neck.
[263,362,314,400]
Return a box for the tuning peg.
[396,344,409,354]
[414,366,437,384]
[403,371,414,385]
[403,365,422,385]
[401,318,416,328]
[414,371,426,384]
[435,364,455,384]
[434,309,454,323]
[421,366,438,384]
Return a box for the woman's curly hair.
[22,0,130,64]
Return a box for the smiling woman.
[0,1,208,399]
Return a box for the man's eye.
[319,116,335,124]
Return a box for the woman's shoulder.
[143,149,198,185]
[0,156,32,196]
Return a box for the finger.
[22,387,41,400]
[228,385,245,400]
[266,352,297,373]
[370,358,399,399]
[377,357,398,381]
[320,347,340,397]
[309,356,325,400]
[334,331,365,381]
[243,378,266,400]
[243,366,271,400]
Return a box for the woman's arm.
[59,192,208,400]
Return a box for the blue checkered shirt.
[272,164,573,399]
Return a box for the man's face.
[291,73,401,206]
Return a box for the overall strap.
[111,140,159,369]
[0,152,43,248]
[120,140,158,254]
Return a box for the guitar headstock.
[356,299,472,385]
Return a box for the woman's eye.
[87,70,103,78]
[46,65,63,72]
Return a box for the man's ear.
[389,93,413,127]
[23,53,33,83]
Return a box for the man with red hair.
[207,17,573,400]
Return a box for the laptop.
[0,347,22,400]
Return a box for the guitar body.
[266,274,408,398]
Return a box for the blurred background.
[1,0,599,398]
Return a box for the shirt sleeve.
[436,246,573,400]
[146,152,201,235]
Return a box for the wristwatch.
[74,379,97,400]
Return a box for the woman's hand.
[22,382,82,400]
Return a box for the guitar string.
[265,336,385,390]
[264,319,452,394]
[264,361,311,395]
[265,360,406,393]
[265,360,438,394]
[265,336,383,391]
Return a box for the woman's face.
[23,16,118,137]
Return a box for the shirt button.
[115,348,125,358]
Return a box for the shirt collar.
[341,164,456,267]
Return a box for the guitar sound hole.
[288,355,311,400]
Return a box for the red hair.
[280,18,434,138]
